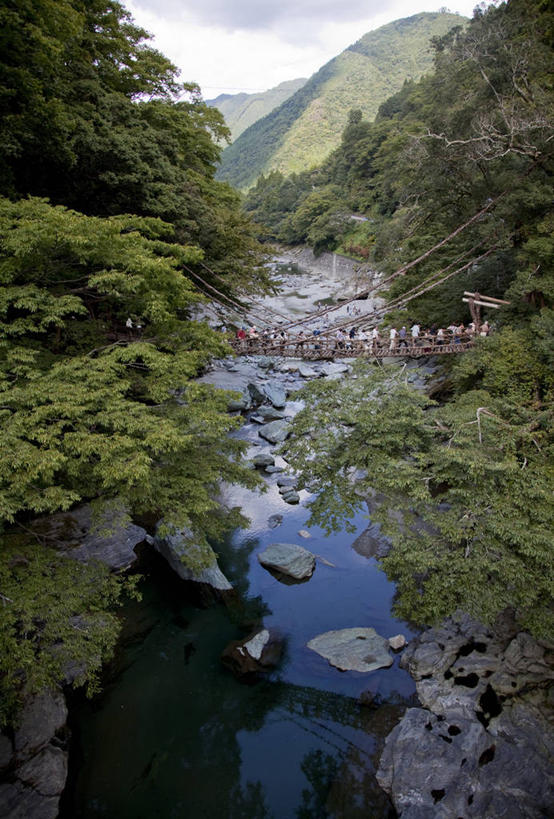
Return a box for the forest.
[0,0,269,723]
[250,0,554,637]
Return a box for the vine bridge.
[186,194,511,361]
[229,335,476,360]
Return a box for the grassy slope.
[217,12,466,189]
[206,78,307,142]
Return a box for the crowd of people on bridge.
[233,319,490,354]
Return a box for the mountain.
[217,11,466,190]
[207,78,307,142]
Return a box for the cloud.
[130,0,392,32]
[125,0,483,96]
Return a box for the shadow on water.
[62,475,417,818]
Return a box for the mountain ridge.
[206,78,307,142]
[217,11,467,190]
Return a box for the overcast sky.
[125,0,489,99]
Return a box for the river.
[61,254,419,818]
[62,484,419,818]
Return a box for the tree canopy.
[0,0,267,722]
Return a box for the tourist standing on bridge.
[398,326,408,349]
[389,326,398,351]
[335,328,346,349]
[410,322,420,347]
[295,330,306,352]
[372,326,380,352]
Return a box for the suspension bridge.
[184,193,511,361]
[229,335,477,360]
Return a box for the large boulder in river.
[35,504,146,571]
[258,419,292,444]
[247,381,287,409]
[255,405,285,421]
[261,382,287,408]
[258,542,315,580]
[154,526,232,592]
[377,612,554,817]
[221,628,283,678]
[307,628,393,672]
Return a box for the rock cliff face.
[376,612,554,817]
[0,690,68,819]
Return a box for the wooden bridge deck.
[229,337,476,360]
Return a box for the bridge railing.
[229,333,477,359]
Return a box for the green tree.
[283,358,554,637]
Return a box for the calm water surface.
[64,413,419,818]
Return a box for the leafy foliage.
[0,536,139,726]
[0,1,268,721]
[283,359,554,637]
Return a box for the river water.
[62,257,420,818]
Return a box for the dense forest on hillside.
[264,0,554,637]
[218,11,465,189]
[0,0,268,723]
[207,78,307,142]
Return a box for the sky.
[125,0,489,100]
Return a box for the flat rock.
[255,406,285,421]
[307,627,393,672]
[282,491,300,504]
[298,530,311,538]
[268,514,283,529]
[298,363,318,378]
[320,361,350,377]
[265,465,284,474]
[35,504,145,571]
[276,475,297,487]
[252,453,275,467]
[258,542,315,580]
[258,420,292,444]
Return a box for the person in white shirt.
[389,327,398,351]
[371,326,380,353]
[410,323,420,346]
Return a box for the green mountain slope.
[207,78,307,142]
[217,11,466,189]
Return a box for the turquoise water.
[63,425,418,818]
